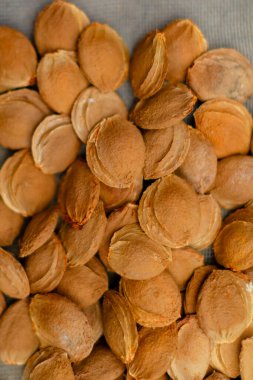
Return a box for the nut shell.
[0,149,56,217]
[143,122,190,179]
[190,194,222,250]
[138,174,200,248]
[73,344,125,380]
[120,271,181,327]
[20,206,59,258]
[32,114,81,174]
[37,50,89,114]
[131,83,197,130]
[194,98,253,158]
[211,155,253,209]
[100,178,142,212]
[163,19,207,83]
[0,292,6,317]
[23,346,75,380]
[78,22,129,92]
[210,321,253,378]
[58,160,100,227]
[0,89,51,150]
[0,197,24,246]
[83,302,103,343]
[184,265,216,314]
[0,299,39,365]
[177,128,217,194]
[99,203,138,269]
[59,200,106,266]
[103,290,138,364]
[0,247,30,299]
[34,0,90,55]
[167,247,204,291]
[71,86,127,144]
[30,293,95,362]
[205,373,230,380]
[197,270,253,343]
[168,316,210,380]
[187,48,253,102]
[130,31,168,99]
[57,257,108,309]
[86,115,145,188]
[25,234,66,294]
[240,337,253,380]
[108,223,172,280]
[129,323,178,380]
[0,26,37,92]
[214,208,253,271]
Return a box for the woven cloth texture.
[0,0,252,378]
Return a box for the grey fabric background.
[0,0,252,378]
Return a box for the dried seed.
[83,302,103,343]
[32,114,81,174]
[0,26,37,92]
[194,98,253,159]
[23,346,75,380]
[71,86,127,144]
[205,372,230,380]
[34,0,90,55]
[58,160,100,227]
[99,203,138,269]
[129,323,178,380]
[78,22,129,92]
[177,128,217,194]
[73,344,125,380]
[167,247,204,291]
[100,177,142,212]
[0,149,56,217]
[210,321,253,378]
[120,271,181,327]
[214,207,253,271]
[190,194,222,250]
[37,50,89,114]
[108,223,172,280]
[143,122,190,179]
[0,292,6,317]
[0,89,51,150]
[0,247,30,299]
[168,316,210,380]
[130,30,168,99]
[187,48,253,102]
[197,270,253,343]
[59,200,106,266]
[20,206,59,258]
[0,197,24,246]
[0,299,39,365]
[102,290,138,363]
[131,83,197,130]
[138,174,200,248]
[211,155,253,210]
[25,234,66,294]
[163,19,207,83]
[86,115,145,188]
[30,293,94,362]
[57,257,108,309]
[184,265,216,314]
[240,337,253,380]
